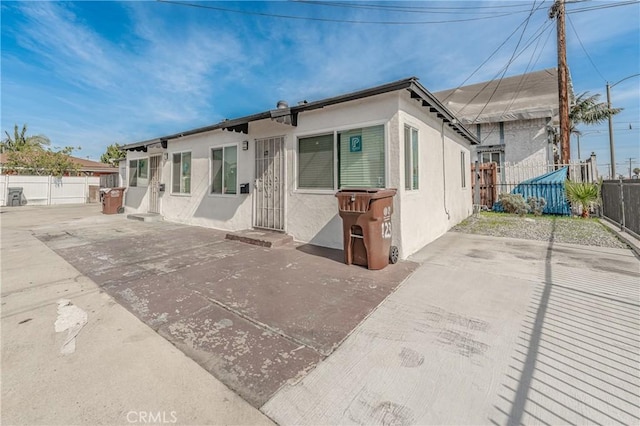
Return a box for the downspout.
[441,120,450,220]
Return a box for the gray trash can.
[7,187,26,207]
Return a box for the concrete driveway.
[264,231,640,425]
[30,206,416,408]
[3,204,638,425]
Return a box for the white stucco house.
[434,68,560,175]
[122,77,478,259]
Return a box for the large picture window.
[172,152,191,194]
[404,126,419,190]
[338,125,385,188]
[128,158,148,187]
[211,146,238,194]
[298,134,334,190]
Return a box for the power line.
[292,0,535,15]
[567,15,607,81]
[156,0,529,24]
[567,0,640,13]
[470,0,541,124]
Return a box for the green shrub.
[498,193,528,216]
[565,181,600,218]
[527,197,546,216]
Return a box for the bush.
[498,193,529,216]
[527,197,546,216]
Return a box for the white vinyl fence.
[0,175,100,207]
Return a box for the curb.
[599,217,640,258]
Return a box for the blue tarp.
[493,167,571,215]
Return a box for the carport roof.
[123,77,478,152]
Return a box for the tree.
[565,181,600,218]
[633,167,640,177]
[100,143,126,165]
[3,146,80,177]
[570,92,622,132]
[1,124,51,152]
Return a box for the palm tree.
[1,124,51,152]
[565,181,600,218]
[570,92,622,134]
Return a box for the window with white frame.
[481,151,503,173]
[128,158,148,187]
[404,125,419,190]
[296,124,386,190]
[461,151,467,188]
[211,146,238,194]
[298,134,334,190]
[172,152,191,194]
[338,125,385,188]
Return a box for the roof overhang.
[123,76,478,151]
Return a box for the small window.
[481,151,503,173]
[211,146,238,194]
[499,122,505,144]
[172,152,191,194]
[461,151,467,188]
[298,134,334,190]
[404,125,419,190]
[129,159,148,187]
[338,125,385,188]
[129,160,138,187]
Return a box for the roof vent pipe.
[276,100,289,109]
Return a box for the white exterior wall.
[474,117,550,165]
[396,96,473,257]
[286,93,399,249]
[124,91,472,258]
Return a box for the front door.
[254,136,285,230]
[149,155,162,214]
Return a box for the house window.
[481,151,503,173]
[461,151,467,188]
[338,125,385,188]
[211,146,237,195]
[172,152,191,194]
[404,125,419,190]
[128,158,148,187]
[298,134,334,190]
[499,122,505,144]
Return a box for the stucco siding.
[396,97,473,257]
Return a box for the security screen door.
[149,155,162,214]
[254,136,285,230]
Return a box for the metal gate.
[149,155,162,214]
[254,136,285,230]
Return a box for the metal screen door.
[254,136,285,230]
[149,155,162,214]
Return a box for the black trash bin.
[335,188,398,270]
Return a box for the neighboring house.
[0,153,118,177]
[434,68,560,176]
[122,77,478,259]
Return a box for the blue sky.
[2,1,638,177]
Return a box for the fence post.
[47,175,52,205]
[619,178,625,232]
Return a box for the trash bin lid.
[335,188,397,199]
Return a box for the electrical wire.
[292,0,535,15]
[567,15,607,82]
[567,0,640,14]
[156,0,529,24]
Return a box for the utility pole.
[607,82,617,178]
[550,0,570,165]
[628,158,635,179]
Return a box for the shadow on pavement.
[491,217,640,425]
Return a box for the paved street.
[2,204,639,425]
